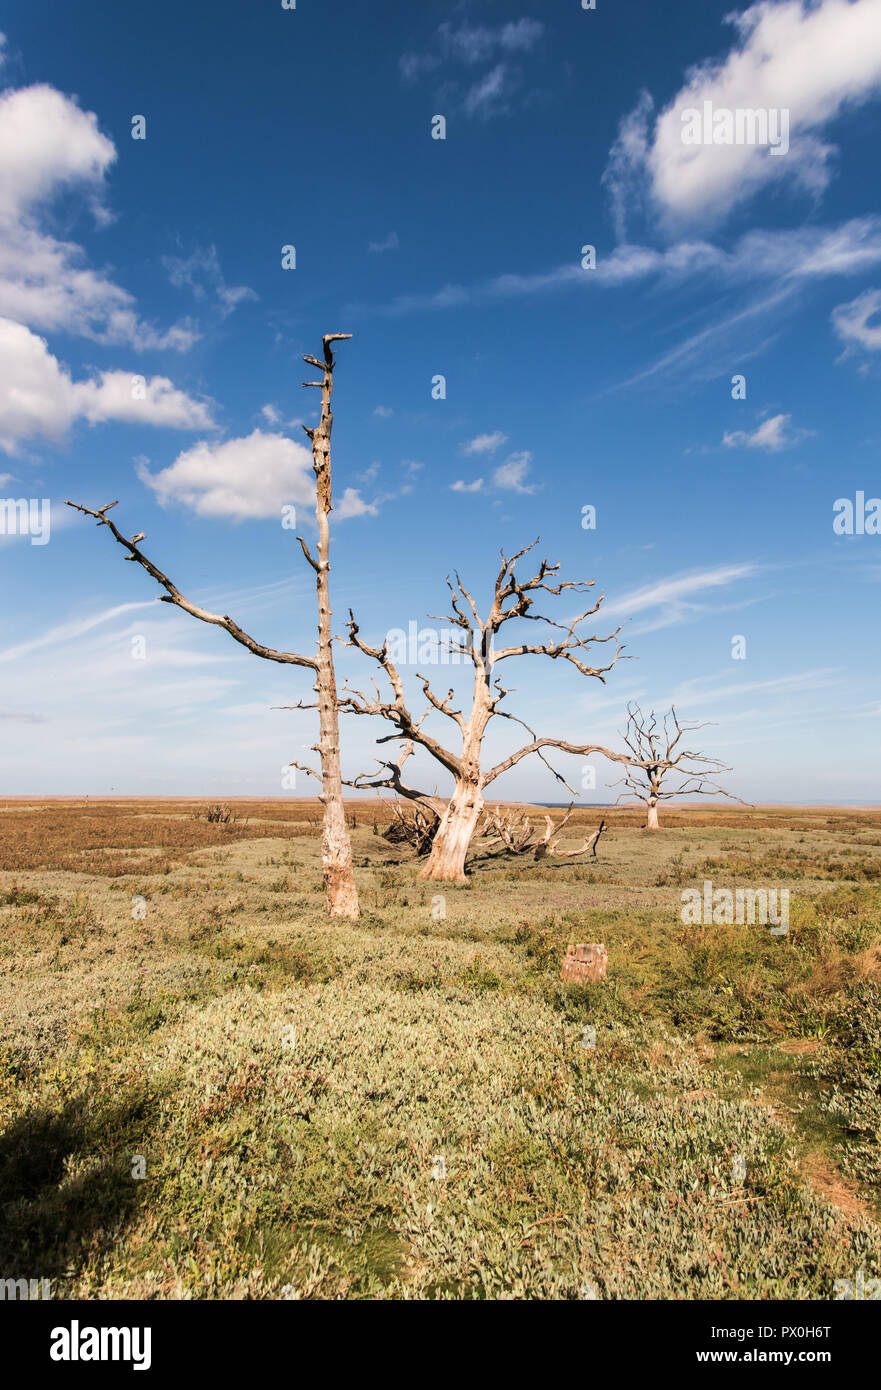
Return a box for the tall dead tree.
[340,540,634,883]
[67,333,360,919]
[611,703,739,830]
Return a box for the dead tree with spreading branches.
[611,703,739,830]
[480,804,607,861]
[339,540,634,883]
[67,333,360,919]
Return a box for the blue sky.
[1,0,880,802]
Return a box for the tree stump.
[561,943,607,984]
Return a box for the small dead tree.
[611,703,739,830]
[67,333,360,919]
[383,803,439,856]
[340,540,632,883]
[344,741,444,854]
[480,804,606,861]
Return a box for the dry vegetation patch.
[1,800,880,1298]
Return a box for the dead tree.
[344,741,444,854]
[340,540,633,883]
[66,333,360,919]
[611,703,739,830]
[383,803,440,856]
[480,804,606,861]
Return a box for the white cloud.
[608,0,881,229]
[722,412,812,451]
[0,318,213,453]
[451,448,536,495]
[493,450,536,493]
[373,405,394,418]
[77,371,215,430]
[0,82,114,222]
[335,487,379,519]
[138,430,315,520]
[832,286,881,351]
[462,430,508,454]
[0,83,197,349]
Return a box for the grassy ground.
[1,798,880,1299]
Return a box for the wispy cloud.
[163,244,257,318]
[399,17,544,120]
[368,232,399,254]
[603,562,763,632]
[351,218,881,327]
[0,600,156,663]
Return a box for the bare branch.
[342,742,447,818]
[289,759,321,782]
[65,501,318,670]
[485,739,639,790]
[339,611,464,778]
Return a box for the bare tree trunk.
[418,777,484,883]
[645,797,660,831]
[309,338,360,919]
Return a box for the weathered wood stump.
[561,943,607,984]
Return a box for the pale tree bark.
[340,540,634,883]
[421,777,485,884]
[479,804,606,861]
[295,335,360,916]
[610,704,742,830]
[66,333,360,919]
